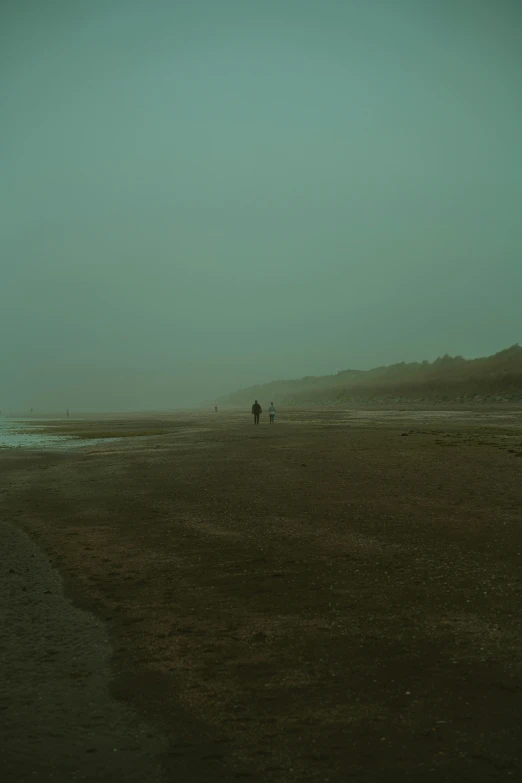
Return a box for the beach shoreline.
[1,407,522,781]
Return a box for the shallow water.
[0,419,116,450]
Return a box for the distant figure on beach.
[30,408,33,414]
[214,401,218,413]
[66,408,69,419]
[268,402,276,424]
[252,400,262,425]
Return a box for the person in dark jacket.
[252,400,262,425]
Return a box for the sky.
[1,0,521,411]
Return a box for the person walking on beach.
[214,401,218,413]
[268,401,276,424]
[252,400,262,425]
[66,408,69,419]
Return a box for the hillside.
[220,345,522,406]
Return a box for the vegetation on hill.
[220,345,522,406]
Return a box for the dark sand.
[1,407,522,782]
[0,523,168,782]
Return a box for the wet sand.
[0,523,168,782]
[1,407,522,782]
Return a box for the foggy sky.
[1,0,521,411]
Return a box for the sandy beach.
[1,407,522,782]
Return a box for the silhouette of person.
[252,400,262,425]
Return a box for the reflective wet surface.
[0,419,116,450]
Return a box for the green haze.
[1,0,521,410]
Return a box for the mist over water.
[0,419,115,449]
[1,0,521,411]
